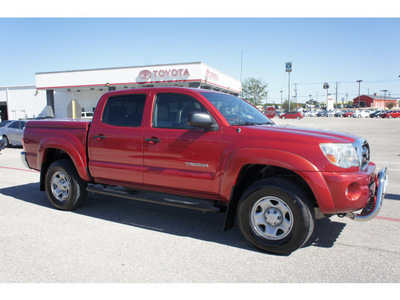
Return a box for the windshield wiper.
[233,121,273,126]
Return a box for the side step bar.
[86,185,225,213]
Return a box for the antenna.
[238,50,244,130]
[240,50,244,98]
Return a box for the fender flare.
[220,148,336,230]
[38,136,90,182]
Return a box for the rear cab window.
[102,94,146,127]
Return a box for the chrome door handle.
[145,137,161,144]
[94,135,107,141]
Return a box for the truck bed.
[23,119,90,172]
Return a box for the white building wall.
[0,86,47,120]
[54,90,104,119]
[200,63,241,92]
[0,89,7,101]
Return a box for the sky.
[1,1,400,104]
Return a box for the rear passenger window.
[102,94,146,127]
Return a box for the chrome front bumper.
[20,151,31,169]
[346,167,388,221]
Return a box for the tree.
[241,78,268,106]
[282,100,297,111]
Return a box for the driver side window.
[153,93,209,129]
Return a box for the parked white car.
[81,111,94,118]
[353,110,371,118]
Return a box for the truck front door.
[143,92,223,199]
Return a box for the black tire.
[3,135,9,147]
[237,178,315,255]
[45,159,87,210]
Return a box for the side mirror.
[187,112,218,131]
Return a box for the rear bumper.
[20,151,31,169]
[346,167,388,221]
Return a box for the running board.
[86,185,225,213]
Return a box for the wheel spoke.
[254,211,268,227]
[277,217,292,234]
[265,224,279,237]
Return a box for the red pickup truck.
[21,87,388,255]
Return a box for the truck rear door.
[87,92,147,186]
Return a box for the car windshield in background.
[0,120,12,127]
[201,92,273,126]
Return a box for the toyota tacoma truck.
[21,87,388,255]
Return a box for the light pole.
[288,72,291,111]
[382,89,388,109]
[280,90,283,108]
[356,80,362,107]
[285,62,292,111]
[323,82,329,109]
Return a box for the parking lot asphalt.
[0,117,399,283]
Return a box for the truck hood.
[231,124,364,172]
[243,124,359,144]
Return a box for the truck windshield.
[201,92,273,126]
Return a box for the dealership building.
[353,95,399,108]
[0,62,241,120]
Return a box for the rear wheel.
[237,178,315,255]
[45,159,87,210]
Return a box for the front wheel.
[237,178,315,255]
[45,159,87,210]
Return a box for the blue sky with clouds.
[1,17,399,103]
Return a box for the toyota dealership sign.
[138,68,191,81]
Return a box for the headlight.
[320,143,359,169]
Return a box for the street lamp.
[285,62,292,111]
[356,80,362,106]
[382,89,388,109]
[280,90,283,108]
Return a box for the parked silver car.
[1,120,26,147]
[0,120,13,129]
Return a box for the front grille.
[360,140,370,170]
[361,141,370,169]
[354,138,370,170]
